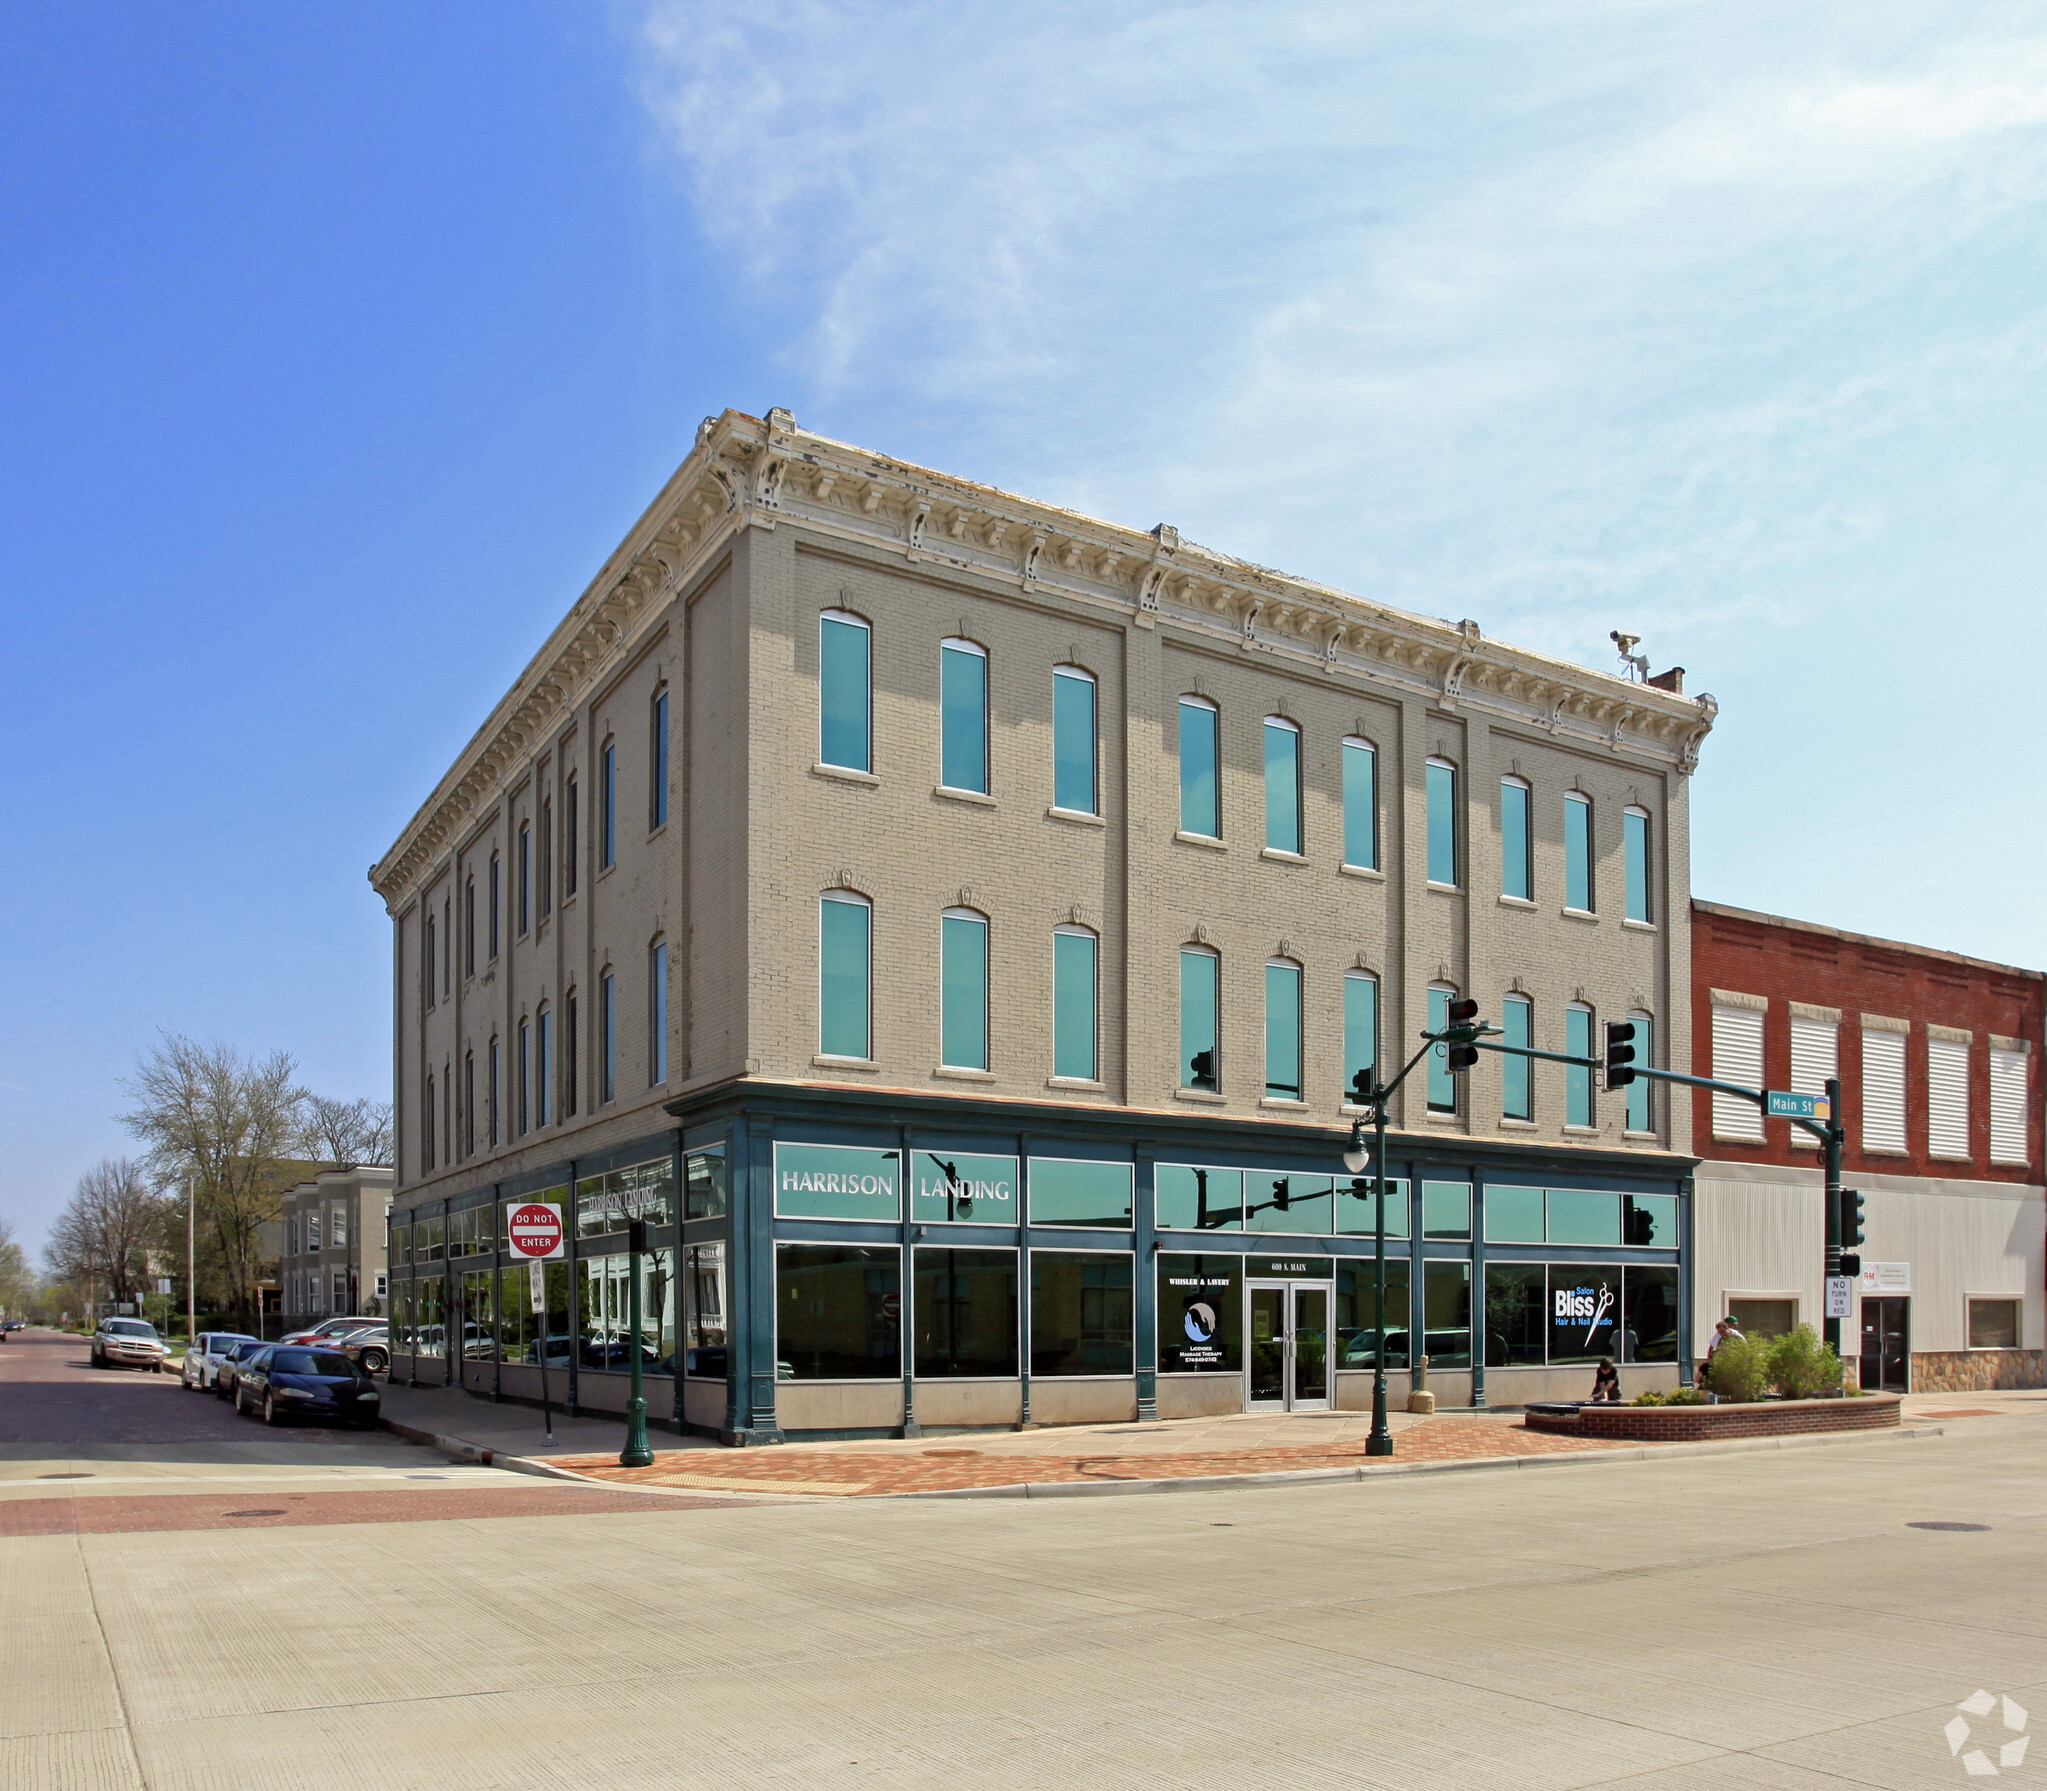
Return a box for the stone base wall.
[1525,1394,1901,1442]
[1908,1351,2046,1393]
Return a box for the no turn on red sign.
[505,1202,566,1261]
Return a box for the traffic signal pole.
[1821,1076,1843,1356]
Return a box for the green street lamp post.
[620,1218,654,1469]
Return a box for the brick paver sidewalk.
[554,1416,1655,1497]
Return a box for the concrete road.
[5,1330,2044,1790]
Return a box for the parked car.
[90,1318,167,1372]
[234,1345,383,1428]
[279,1316,382,1347]
[1,1319,25,1332]
[181,1331,258,1390]
[340,1325,390,1376]
[214,1339,271,1401]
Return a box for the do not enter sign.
[506,1202,566,1261]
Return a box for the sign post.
[504,1202,566,1447]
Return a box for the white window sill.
[934,1065,995,1081]
[1045,1076,1107,1092]
[1712,1133,1765,1145]
[1498,1117,1537,1130]
[1046,806,1105,828]
[1928,1152,1975,1163]
[1174,1087,1226,1104]
[1423,1110,1461,1125]
[1561,908,1598,924]
[1860,1146,1913,1158]
[1427,881,1459,894]
[811,1054,880,1073]
[1621,918,1658,932]
[1339,862,1384,881]
[1259,848,1308,866]
[1498,894,1537,911]
[1258,1096,1308,1110]
[1175,830,1226,851]
[934,784,996,808]
[812,762,878,787]
[1562,1124,1600,1136]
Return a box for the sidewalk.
[372,1379,719,1467]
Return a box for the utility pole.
[1821,1076,1844,1356]
[187,1171,198,1349]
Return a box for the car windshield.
[104,1321,156,1338]
[232,1344,268,1361]
[271,1349,356,1376]
[209,1335,254,1351]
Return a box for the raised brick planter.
[1524,1394,1902,1442]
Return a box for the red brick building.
[1689,899,2043,1392]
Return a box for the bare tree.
[43,1160,166,1306]
[118,1033,306,1331]
[0,1215,31,1319]
[302,1095,394,1169]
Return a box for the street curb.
[887,1422,1947,1501]
[378,1417,497,1466]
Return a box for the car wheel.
[263,1393,283,1427]
[235,1387,249,1416]
[361,1348,387,1375]
[152,1361,162,1374]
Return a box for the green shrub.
[1662,1385,1706,1405]
[1705,1334,1771,1403]
[1765,1323,1845,1399]
[1631,1390,1665,1407]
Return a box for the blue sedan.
[234,1346,383,1429]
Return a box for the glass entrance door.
[1859,1297,1910,1392]
[1246,1281,1331,1411]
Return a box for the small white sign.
[1825,1276,1854,1318]
[528,1259,546,1315]
[1860,1261,1912,1295]
[156,1278,173,1295]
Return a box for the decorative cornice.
[371,407,1719,911]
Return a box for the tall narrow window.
[442,899,451,995]
[1264,959,1302,1100]
[1862,1022,1906,1153]
[535,1007,552,1127]
[518,822,531,935]
[517,1020,530,1136]
[1711,1002,1766,1140]
[819,893,872,1060]
[599,973,616,1103]
[600,742,616,870]
[424,1076,436,1171]
[1426,759,1458,887]
[1501,777,1532,902]
[463,1051,475,1155]
[1053,926,1098,1082]
[539,796,553,919]
[649,939,669,1084]
[1263,718,1302,854]
[1789,1009,1838,1150]
[650,688,669,828]
[940,639,989,794]
[819,610,871,772]
[564,775,579,897]
[1342,738,1377,870]
[464,876,475,977]
[1928,1030,1971,1158]
[1564,793,1593,912]
[560,986,577,1113]
[1052,666,1097,815]
[1502,993,1533,1120]
[487,1038,500,1147]
[488,855,501,960]
[1565,1003,1594,1127]
[1179,698,1220,838]
[940,910,989,1070]
[1180,947,1220,1090]
[1426,985,1457,1112]
[424,915,437,1010]
[1626,1011,1655,1133]
[1624,806,1651,922]
[1990,1043,2029,1166]
[1343,971,1378,1101]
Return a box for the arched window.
[940,907,989,1071]
[1500,776,1532,902]
[1263,718,1302,855]
[1264,957,1303,1100]
[1052,925,1098,1082]
[1564,792,1594,913]
[487,1037,500,1146]
[819,609,871,773]
[650,687,670,829]
[424,913,437,1011]
[1426,984,1459,1112]
[940,638,989,794]
[1343,970,1378,1103]
[1179,697,1220,838]
[819,892,872,1061]
[562,989,578,1118]
[649,938,669,1085]
[518,821,532,935]
[1180,945,1220,1090]
[600,739,617,869]
[598,972,616,1103]
[535,1004,552,1127]
[1342,737,1377,871]
[1052,665,1097,815]
[1565,1002,1594,1126]
[1625,1008,1655,1134]
[1624,806,1652,923]
[1502,993,1533,1119]
[1426,760,1459,887]
[516,1018,531,1136]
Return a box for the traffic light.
[1840,1189,1866,1251]
[1839,1252,1862,1278]
[1445,997,1480,1072]
[1602,1020,1637,1091]
[1272,1178,1291,1213]
[1189,1048,1216,1090]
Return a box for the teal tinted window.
[1155,1165,1244,1232]
[940,912,988,1070]
[1501,779,1531,901]
[1342,739,1377,869]
[1052,668,1097,814]
[1263,719,1301,853]
[1426,760,1457,885]
[1565,1006,1593,1126]
[1624,1193,1677,1247]
[1484,1184,1545,1243]
[1422,1260,1472,1368]
[1052,929,1097,1082]
[1625,808,1651,922]
[1264,961,1302,1100]
[651,689,668,827]
[773,1144,899,1222]
[1028,1159,1134,1228]
[1626,1013,1654,1133]
[909,1152,1018,1226]
[1336,1176,1409,1237]
[819,613,870,772]
[1245,1173,1332,1235]
[1546,1187,1621,1246]
[1337,1259,1411,1369]
[1180,949,1219,1089]
[1427,986,1456,1112]
[1342,973,1377,1104]
[1565,794,1593,911]
[940,641,989,793]
[818,894,871,1059]
[1422,1181,1471,1240]
[1179,700,1219,837]
[1502,994,1533,1120]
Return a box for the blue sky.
[4,2,2044,1256]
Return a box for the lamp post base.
[1365,1373,1395,1456]
[621,1396,654,1469]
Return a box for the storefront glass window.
[1483,1263,1545,1366]
[1622,1265,1679,1363]
[1156,1254,1244,1373]
[777,1245,900,1380]
[495,1261,571,1367]
[460,1271,495,1359]
[412,1276,444,1353]
[913,1248,1018,1378]
[1548,1265,1621,1364]
[1027,1158,1133,1228]
[1422,1182,1472,1240]
[1244,1172,1332,1235]
[1623,1193,1677,1247]
[1546,1188,1621,1246]
[1155,1165,1244,1232]
[909,1151,1018,1225]
[1484,1185,1545,1243]
[576,1159,670,1238]
[1030,1252,1133,1375]
[392,1277,414,1350]
[1336,1259,1410,1369]
[685,1145,728,1221]
[390,1222,412,1267]
[1335,1177,1410,1238]
[420,1214,445,1262]
[774,1143,900,1222]
[578,1249,675,1374]
[684,1241,727,1377]
[1421,1260,1471,1368]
